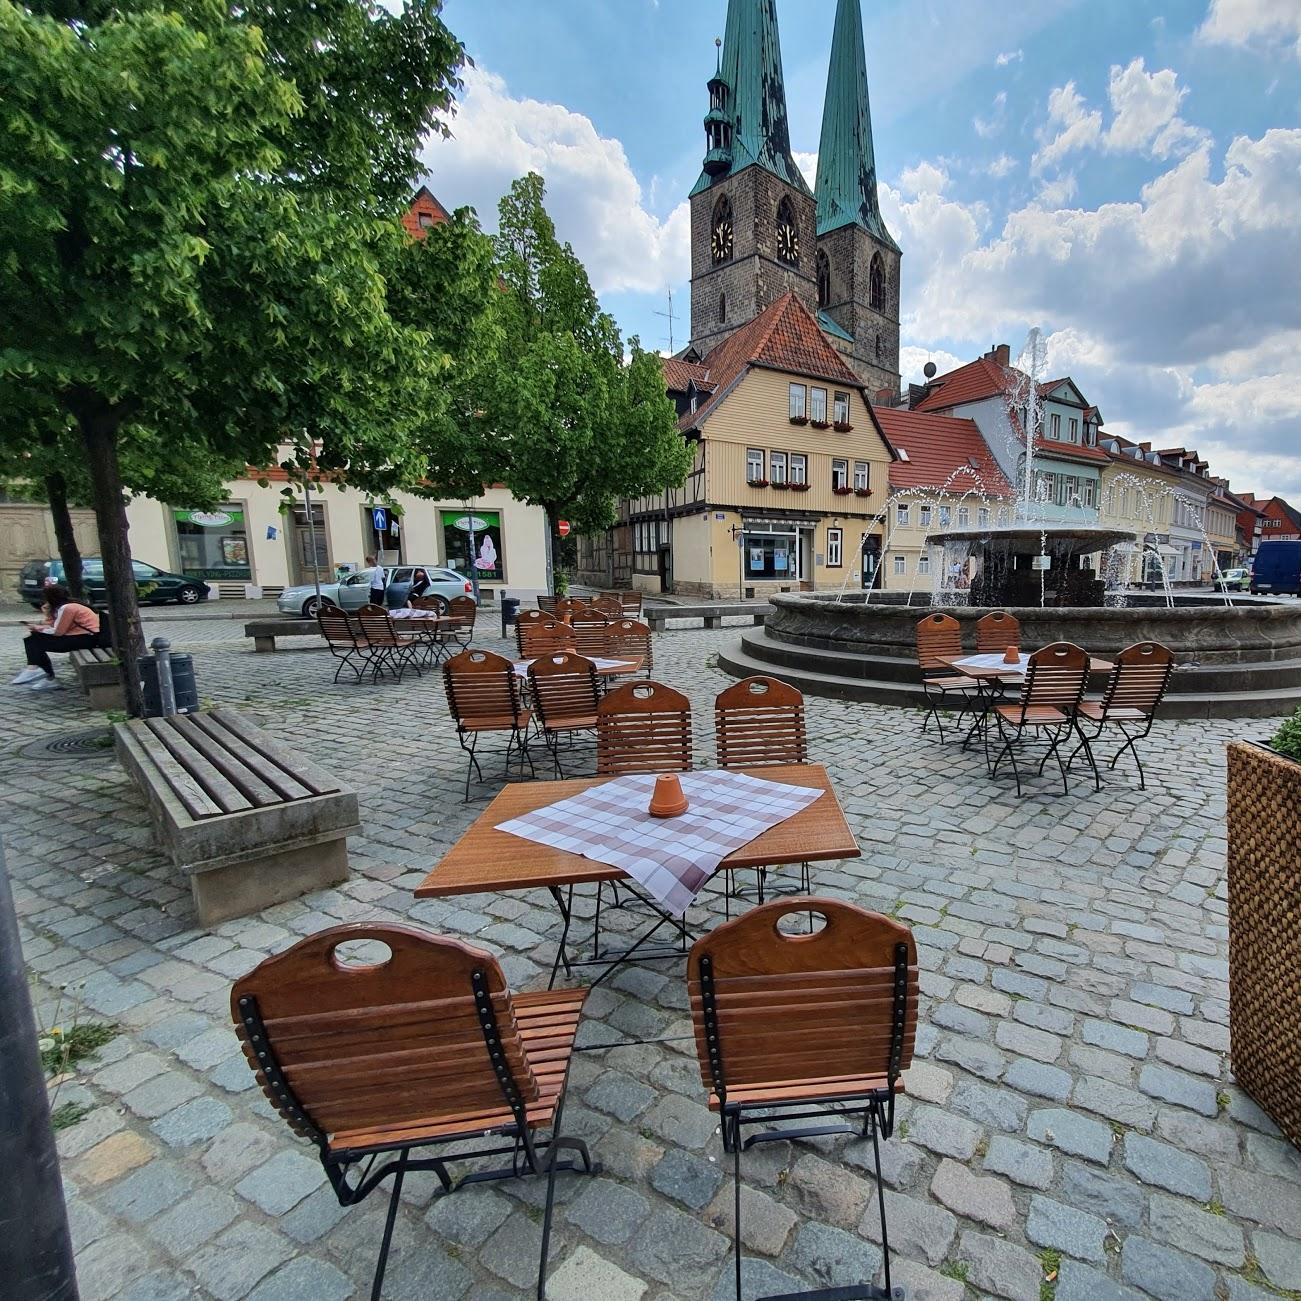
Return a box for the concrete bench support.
[244,618,320,651]
[114,706,358,925]
[70,648,125,711]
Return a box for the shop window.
[744,533,796,579]
[440,509,504,582]
[173,506,251,581]
[827,528,843,567]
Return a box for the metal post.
[151,637,176,717]
[463,501,480,605]
[303,478,322,609]
[0,837,80,1301]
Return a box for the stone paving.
[4,618,1301,1301]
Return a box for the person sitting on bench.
[11,586,109,692]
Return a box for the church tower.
[814,0,901,394]
[686,0,817,357]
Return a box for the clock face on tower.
[776,215,799,265]
[711,211,733,264]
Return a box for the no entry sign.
[557,520,571,537]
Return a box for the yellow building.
[579,293,896,599]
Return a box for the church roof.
[680,291,867,431]
[689,0,811,199]
[876,408,1013,496]
[814,0,898,248]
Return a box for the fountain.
[721,329,1301,718]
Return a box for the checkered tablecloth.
[512,657,630,677]
[495,769,823,916]
[387,608,445,621]
[955,653,1029,671]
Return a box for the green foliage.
[39,1020,118,1076]
[51,1102,90,1131]
[1271,706,1301,762]
[1039,1247,1060,1300]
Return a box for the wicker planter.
[1227,739,1301,1147]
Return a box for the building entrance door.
[289,504,330,587]
[862,536,882,589]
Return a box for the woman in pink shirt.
[10,586,110,691]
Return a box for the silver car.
[277,565,473,617]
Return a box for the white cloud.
[420,66,689,297]
[899,345,965,386]
[1036,172,1078,206]
[898,161,950,198]
[1200,0,1301,59]
[792,151,820,188]
[1033,82,1102,171]
[987,154,1018,178]
[995,49,1024,66]
[973,92,1008,140]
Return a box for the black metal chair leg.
[869,1104,893,1300]
[733,1122,743,1301]
[370,1149,408,1301]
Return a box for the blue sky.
[423,0,1301,499]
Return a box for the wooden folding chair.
[986,641,1093,797]
[618,591,643,618]
[355,605,423,682]
[915,613,978,741]
[714,677,812,908]
[536,595,559,615]
[445,595,478,650]
[515,607,554,654]
[230,924,595,1301]
[592,594,624,618]
[528,653,601,778]
[603,618,653,679]
[410,594,451,614]
[688,899,918,1301]
[518,619,576,659]
[553,598,589,622]
[569,609,611,660]
[1068,641,1175,790]
[318,605,374,684]
[975,610,1021,654]
[443,649,535,800]
[596,680,691,775]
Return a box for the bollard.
[500,596,521,638]
[152,638,177,717]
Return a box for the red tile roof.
[661,357,715,393]
[683,292,866,431]
[912,356,1010,412]
[876,408,1013,496]
[402,185,450,240]
[1033,436,1110,464]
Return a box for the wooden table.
[415,763,858,985]
[512,655,643,680]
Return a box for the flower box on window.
[854,487,872,498]
[789,415,809,426]
[810,419,830,430]
[832,485,853,496]
[746,478,769,488]
[789,482,811,492]
[833,420,853,433]
[771,481,791,491]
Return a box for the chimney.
[874,387,897,407]
[983,343,1011,367]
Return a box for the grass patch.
[1039,1247,1061,1300]
[50,1102,89,1131]
[40,1021,118,1076]
[1206,1199,1225,1216]
[1216,1090,1231,1113]
[939,1260,968,1284]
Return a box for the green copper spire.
[690,0,811,198]
[815,0,898,249]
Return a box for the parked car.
[1250,541,1301,596]
[18,558,208,609]
[1214,567,1251,592]
[276,564,473,617]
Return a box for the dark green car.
[18,558,209,609]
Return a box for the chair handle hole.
[330,938,393,970]
[776,908,827,937]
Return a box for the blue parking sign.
[372,506,388,533]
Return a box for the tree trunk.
[44,473,84,602]
[75,406,145,717]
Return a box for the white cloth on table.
[513,656,631,676]
[954,653,1029,671]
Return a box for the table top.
[942,652,1112,679]
[513,656,642,678]
[387,609,454,623]
[414,763,859,898]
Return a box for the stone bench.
[244,618,320,651]
[70,647,125,711]
[114,705,359,925]
[645,606,767,632]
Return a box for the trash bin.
[139,649,199,716]
[500,596,521,637]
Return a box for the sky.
[421,0,1301,501]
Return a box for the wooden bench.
[70,647,125,711]
[244,618,320,651]
[114,705,359,925]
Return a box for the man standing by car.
[365,554,387,607]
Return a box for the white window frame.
[853,461,869,491]
[918,552,930,576]
[833,391,850,424]
[978,507,990,528]
[1068,417,1079,443]
[997,507,1009,526]
[746,447,764,481]
[1049,413,1061,440]
[957,506,970,527]
[788,384,806,420]
[1082,479,1096,507]
[938,505,952,527]
[892,554,906,576]
[810,387,827,423]
[788,452,807,485]
[826,528,843,568]
[831,458,849,490]
[895,502,910,527]
[770,450,787,484]
[919,504,932,529]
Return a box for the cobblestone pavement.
[4,621,1299,1301]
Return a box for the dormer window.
[418,212,435,229]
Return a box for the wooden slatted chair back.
[603,619,653,673]
[592,595,624,618]
[553,598,589,621]
[448,596,477,627]
[916,613,963,673]
[411,594,450,615]
[443,649,522,728]
[975,611,1021,654]
[1021,641,1090,710]
[618,591,644,617]
[596,680,691,775]
[714,676,808,768]
[356,605,401,647]
[528,653,600,728]
[569,611,611,658]
[1101,642,1175,716]
[317,606,357,649]
[518,619,575,658]
[536,595,558,614]
[687,899,918,1096]
[231,924,537,1144]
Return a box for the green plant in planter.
[1271,706,1301,762]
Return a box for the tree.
[0,0,465,713]
[484,174,690,589]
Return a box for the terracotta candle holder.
[1003,645,1020,665]
[648,773,689,818]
